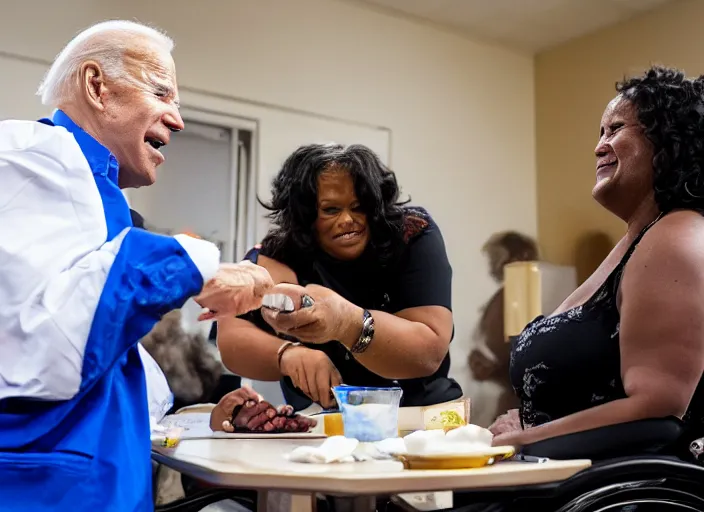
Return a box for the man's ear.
[80,61,107,111]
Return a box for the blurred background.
[2,0,698,420]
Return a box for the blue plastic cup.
[332,385,403,442]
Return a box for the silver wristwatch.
[350,309,374,354]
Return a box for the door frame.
[124,107,258,263]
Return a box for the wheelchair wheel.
[555,479,704,511]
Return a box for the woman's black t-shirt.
[241,206,463,410]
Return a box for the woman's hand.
[489,409,522,436]
[489,409,525,447]
[260,283,363,346]
[279,345,343,409]
[196,261,274,321]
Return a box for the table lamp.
[503,261,577,342]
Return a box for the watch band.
[350,309,374,354]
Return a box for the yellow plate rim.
[391,445,515,461]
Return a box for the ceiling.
[349,0,679,53]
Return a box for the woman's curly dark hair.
[616,65,704,212]
[259,143,408,266]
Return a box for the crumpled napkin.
[286,436,408,464]
[287,436,360,463]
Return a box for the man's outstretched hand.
[195,261,274,321]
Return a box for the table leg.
[290,493,315,512]
[395,491,453,511]
[331,496,377,512]
[257,491,315,512]
[257,490,267,512]
[350,496,376,512]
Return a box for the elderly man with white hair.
[0,20,274,511]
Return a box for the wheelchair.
[452,417,704,511]
[156,417,704,512]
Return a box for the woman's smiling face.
[314,169,370,261]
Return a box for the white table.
[152,438,591,512]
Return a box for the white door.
[128,116,255,263]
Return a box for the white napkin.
[287,436,359,463]
[139,344,174,429]
[374,437,407,455]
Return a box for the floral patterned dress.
[509,215,704,455]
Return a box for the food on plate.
[402,424,494,456]
[402,429,446,455]
[445,423,493,445]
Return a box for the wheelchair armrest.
[521,416,684,461]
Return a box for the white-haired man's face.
[81,41,184,188]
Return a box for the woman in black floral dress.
[491,66,704,454]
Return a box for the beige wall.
[0,0,537,394]
[535,0,704,268]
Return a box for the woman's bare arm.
[217,255,298,381]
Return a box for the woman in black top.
[217,143,462,410]
[491,66,704,451]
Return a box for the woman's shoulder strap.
[619,212,666,269]
[601,212,666,300]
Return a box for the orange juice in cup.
[323,412,345,436]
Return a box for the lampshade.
[503,261,577,341]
